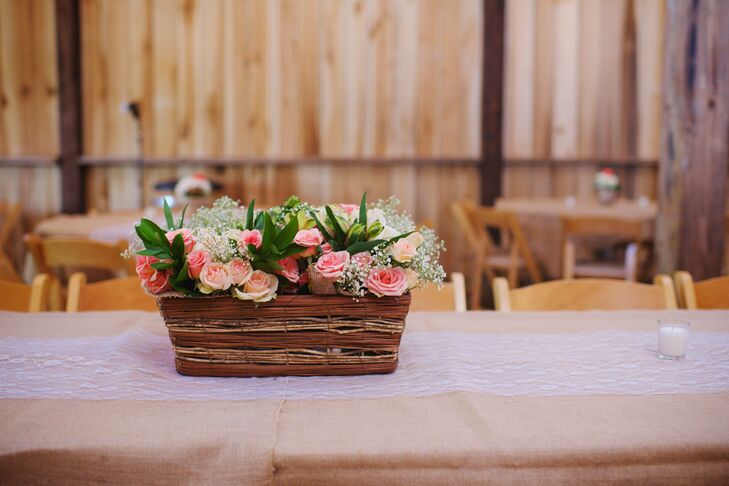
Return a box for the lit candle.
[658,320,690,360]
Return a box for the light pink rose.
[339,204,359,215]
[404,268,420,290]
[314,250,350,279]
[294,228,324,257]
[391,239,417,263]
[227,258,253,286]
[186,250,210,279]
[143,269,171,294]
[233,270,279,302]
[135,255,157,281]
[320,242,333,254]
[351,252,374,268]
[198,262,232,293]
[165,228,195,254]
[365,267,409,297]
[239,229,263,250]
[275,257,300,283]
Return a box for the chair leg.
[470,260,483,310]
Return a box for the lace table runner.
[2,330,728,400]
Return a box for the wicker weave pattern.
[158,294,411,377]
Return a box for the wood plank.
[656,0,729,279]
[56,0,84,213]
[480,0,504,205]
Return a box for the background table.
[496,197,657,278]
[2,309,728,484]
[35,209,149,243]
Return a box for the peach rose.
[239,229,263,250]
[351,252,374,268]
[365,267,408,297]
[186,250,210,279]
[198,262,232,294]
[314,250,350,279]
[339,204,359,215]
[320,242,333,254]
[135,255,157,281]
[166,228,195,254]
[275,257,300,283]
[228,258,253,286]
[391,239,417,263]
[232,270,279,302]
[294,228,324,257]
[404,268,420,290]
[143,269,171,294]
[406,231,424,248]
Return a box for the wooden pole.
[480,0,505,206]
[55,0,84,214]
[655,0,729,280]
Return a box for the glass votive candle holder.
[657,320,690,360]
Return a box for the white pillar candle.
[658,320,690,359]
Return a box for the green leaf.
[172,233,185,262]
[177,203,189,229]
[358,192,367,227]
[262,212,275,250]
[168,279,192,295]
[254,212,264,230]
[274,216,299,250]
[325,206,346,240]
[277,244,306,258]
[266,259,283,271]
[386,231,414,246]
[136,248,168,258]
[345,239,386,255]
[163,198,174,230]
[175,261,190,283]
[310,211,333,242]
[246,199,255,230]
[151,261,173,270]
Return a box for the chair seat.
[485,252,524,269]
[573,262,626,279]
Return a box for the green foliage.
[246,211,305,273]
[134,218,195,295]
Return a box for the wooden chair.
[410,272,467,312]
[493,275,677,311]
[674,271,729,310]
[25,234,134,310]
[451,201,542,309]
[561,216,646,281]
[0,274,50,312]
[66,273,158,312]
[0,202,22,281]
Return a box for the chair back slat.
[66,273,158,312]
[410,272,467,312]
[675,271,729,309]
[0,274,50,312]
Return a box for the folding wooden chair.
[410,272,467,312]
[561,216,647,281]
[66,273,158,312]
[493,275,677,311]
[452,201,542,309]
[0,274,50,312]
[0,202,22,281]
[674,271,729,310]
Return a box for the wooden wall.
[502,0,664,199]
[1,0,671,273]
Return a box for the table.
[496,197,657,278]
[35,209,148,243]
[2,310,728,484]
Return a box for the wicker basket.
[157,293,411,377]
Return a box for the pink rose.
[186,250,210,279]
[228,258,253,286]
[351,252,374,268]
[339,204,359,215]
[293,228,324,257]
[320,242,333,254]
[143,269,171,294]
[239,229,263,250]
[365,267,409,297]
[165,228,195,254]
[314,250,350,279]
[135,255,157,280]
[232,270,279,302]
[391,239,417,263]
[275,257,300,283]
[198,262,232,294]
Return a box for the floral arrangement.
[594,168,620,191]
[129,194,445,302]
[174,172,213,201]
